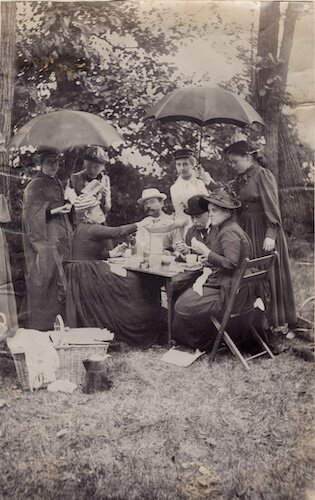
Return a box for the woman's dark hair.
[251,150,268,168]
[224,140,267,168]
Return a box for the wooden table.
[124,263,201,344]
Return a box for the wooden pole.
[0,2,16,203]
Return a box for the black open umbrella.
[144,86,265,160]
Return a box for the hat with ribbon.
[84,146,108,164]
[184,195,211,215]
[137,188,167,204]
[207,188,241,210]
[73,194,100,211]
[173,148,195,161]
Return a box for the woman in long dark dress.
[66,194,165,348]
[223,140,297,329]
[172,189,253,351]
[23,148,73,330]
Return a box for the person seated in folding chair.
[172,187,255,352]
[65,194,167,348]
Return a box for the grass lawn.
[0,255,314,500]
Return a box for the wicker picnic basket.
[9,316,113,391]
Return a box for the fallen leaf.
[199,465,210,475]
[56,429,68,438]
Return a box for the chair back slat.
[209,251,277,365]
[215,252,277,335]
[242,270,270,283]
[244,253,277,268]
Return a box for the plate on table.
[182,264,203,272]
[106,257,127,265]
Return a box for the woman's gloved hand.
[50,203,72,215]
[195,165,215,186]
[109,243,128,258]
[263,237,275,252]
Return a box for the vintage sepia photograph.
[0,0,314,498]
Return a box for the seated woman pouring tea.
[172,188,254,351]
[66,194,165,348]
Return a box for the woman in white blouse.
[170,148,213,219]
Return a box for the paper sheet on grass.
[161,346,205,367]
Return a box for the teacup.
[186,254,197,267]
[161,255,172,266]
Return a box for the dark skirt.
[66,261,164,348]
[172,279,254,351]
[239,208,297,328]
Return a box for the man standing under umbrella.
[69,146,111,221]
[23,148,73,330]
[170,148,213,222]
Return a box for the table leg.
[165,279,175,345]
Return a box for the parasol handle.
[197,126,203,168]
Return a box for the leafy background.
[4,0,314,312]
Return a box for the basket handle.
[54,315,65,346]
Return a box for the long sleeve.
[207,230,241,269]
[89,223,137,241]
[258,169,282,240]
[170,183,186,215]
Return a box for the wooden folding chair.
[209,252,277,370]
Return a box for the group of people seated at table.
[21,141,298,351]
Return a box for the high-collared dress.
[172,218,252,350]
[232,163,297,328]
[66,222,164,348]
[22,172,73,330]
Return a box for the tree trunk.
[255,1,281,178]
[0,2,16,202]
[278,3,300,90]
[254,2,307,236]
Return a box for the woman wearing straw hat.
[172,188,253,351]
[65,194,165,348]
